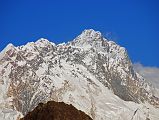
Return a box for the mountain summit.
[0,29,159,120]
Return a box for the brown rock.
[20,101,93,120]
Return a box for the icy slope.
[133,63,159,98]
[0,29,159,120]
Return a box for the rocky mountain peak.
[79,29,102,40]
[4,43,15,50]
[0,29,159,120]
[35,38,56,47]
[0,43,15,58]
[70,29,104,48]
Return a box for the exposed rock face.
[20,101,92,120]
[0,29,159,120]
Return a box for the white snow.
[0,29,159,120]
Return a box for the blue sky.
[0,0,159,67]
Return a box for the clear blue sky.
[0,0,159,67]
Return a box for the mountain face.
[0,29,159,120]
[133,63,159,98]
[20,101,92,120]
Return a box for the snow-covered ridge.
[0,29,159,120]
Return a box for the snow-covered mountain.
[0,29,159,120]
[133,63,159,98]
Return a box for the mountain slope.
[133,63,159,98]
[0,29,159,120]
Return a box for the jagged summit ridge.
[78,29,102,39]
[0,43,15,58]
[70,29,105,49]
[0,29,159,120]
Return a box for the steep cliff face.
[20,101,92,120]
[0,29,159,120]
[67,29,158,104]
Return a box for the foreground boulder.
[20,101,92,120]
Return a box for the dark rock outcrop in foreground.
[20,101,93,120]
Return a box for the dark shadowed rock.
[20,101,93,120]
